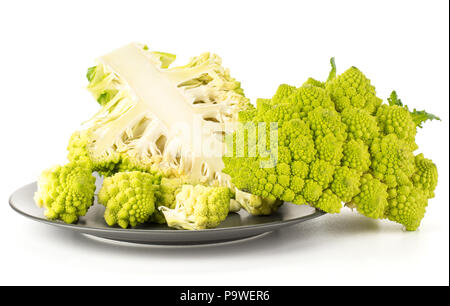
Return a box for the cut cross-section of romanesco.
[160,185,231,230]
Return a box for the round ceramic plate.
[9,182,325,245]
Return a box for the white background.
[0,0,448,286]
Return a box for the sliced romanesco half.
[69,43,252,187]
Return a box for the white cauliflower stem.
[72,43,251,185]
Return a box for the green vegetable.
[223,59,439,231]
[160,185,231,230]
[98,171,161,228]
[34,162,96,224]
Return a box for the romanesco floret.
[160,185,231,230]
[270,84,297,104]
[341,107,379,145]
[376,104,418,151]
[302,180,323,202]
[330,166,361,202]
[314,134,344,166]
[370,134,415,188]
[309,160,335,188]
[98,171,160,228]
[325,65,382,114]
[307,107,347,141]
[412,154,438,199]
[348,174,388,219]
[313,189,342,214]
[303,77,325,89]
[286,85,335,118]
[341,139,371,173]
[34,162,96,224]
[385,183,428,231]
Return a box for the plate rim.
[9,182,326,234]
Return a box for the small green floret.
[34,162,96,224]
[98,171,160,228]
[349,174,388,219]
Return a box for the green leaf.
[86,66,97,82]
[410,109,441,128]
[97,89,118,106]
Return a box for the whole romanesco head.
[34,162,96,224]
[98,171,161,228]
[223,58,440,231]
[160,185,231,230]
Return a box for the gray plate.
[9,182,325,245]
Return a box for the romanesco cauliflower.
[98,171,161,228]
[34,44,441,232]
[223,58,440,230]
[34,162,96,224]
